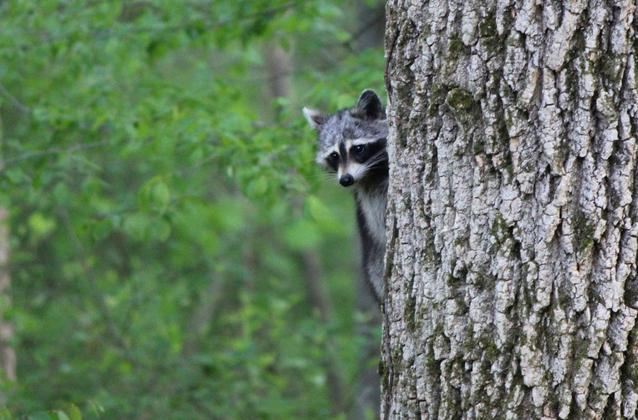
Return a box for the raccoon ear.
[303,107,327,130]
[355,89,385,119]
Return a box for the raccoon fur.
[303,90,388,304]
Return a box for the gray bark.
[382,1,638,418]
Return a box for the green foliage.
[0,0,384,418]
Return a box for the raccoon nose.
[339,174,354,187]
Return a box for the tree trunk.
[382,1,638,418]
[0,113,16,403]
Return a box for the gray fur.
[356,181,387,301]
[303,90,389,304]
[315,110,388,164]
[356,185,386,246]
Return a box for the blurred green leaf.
[28,213,56,240]
[139,177,171,214]
[1,0,385,417]
[284,218,321,250]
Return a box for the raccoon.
[303,90,388,304]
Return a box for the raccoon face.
[304,90,388,187]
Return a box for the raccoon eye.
[325,152,339,170]
[352,144,365,154]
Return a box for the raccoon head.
[303,90,388,188]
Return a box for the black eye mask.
[325,151,339,171]
[351,138,387,164]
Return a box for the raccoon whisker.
[363,153,388,169]
[363,161,389,174]
[365,149,387,162]
[366,162,389,171]
[365,152,387,164]
[302,171,336,182]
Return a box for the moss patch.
[404,293,417,332]
[428,84,448,117]
[446,88,475,112]
[573,211,595,252]
[448,35,470,60]
[478,13,502,53]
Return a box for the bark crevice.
[383,0,638,418]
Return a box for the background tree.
[383,0,638,418]
[0,109,17,405]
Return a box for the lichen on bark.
[383,0,638,418]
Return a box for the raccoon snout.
[339,174,354,187]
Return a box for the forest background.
[0,0,386,418]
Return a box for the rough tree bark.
[382,1,638,418]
